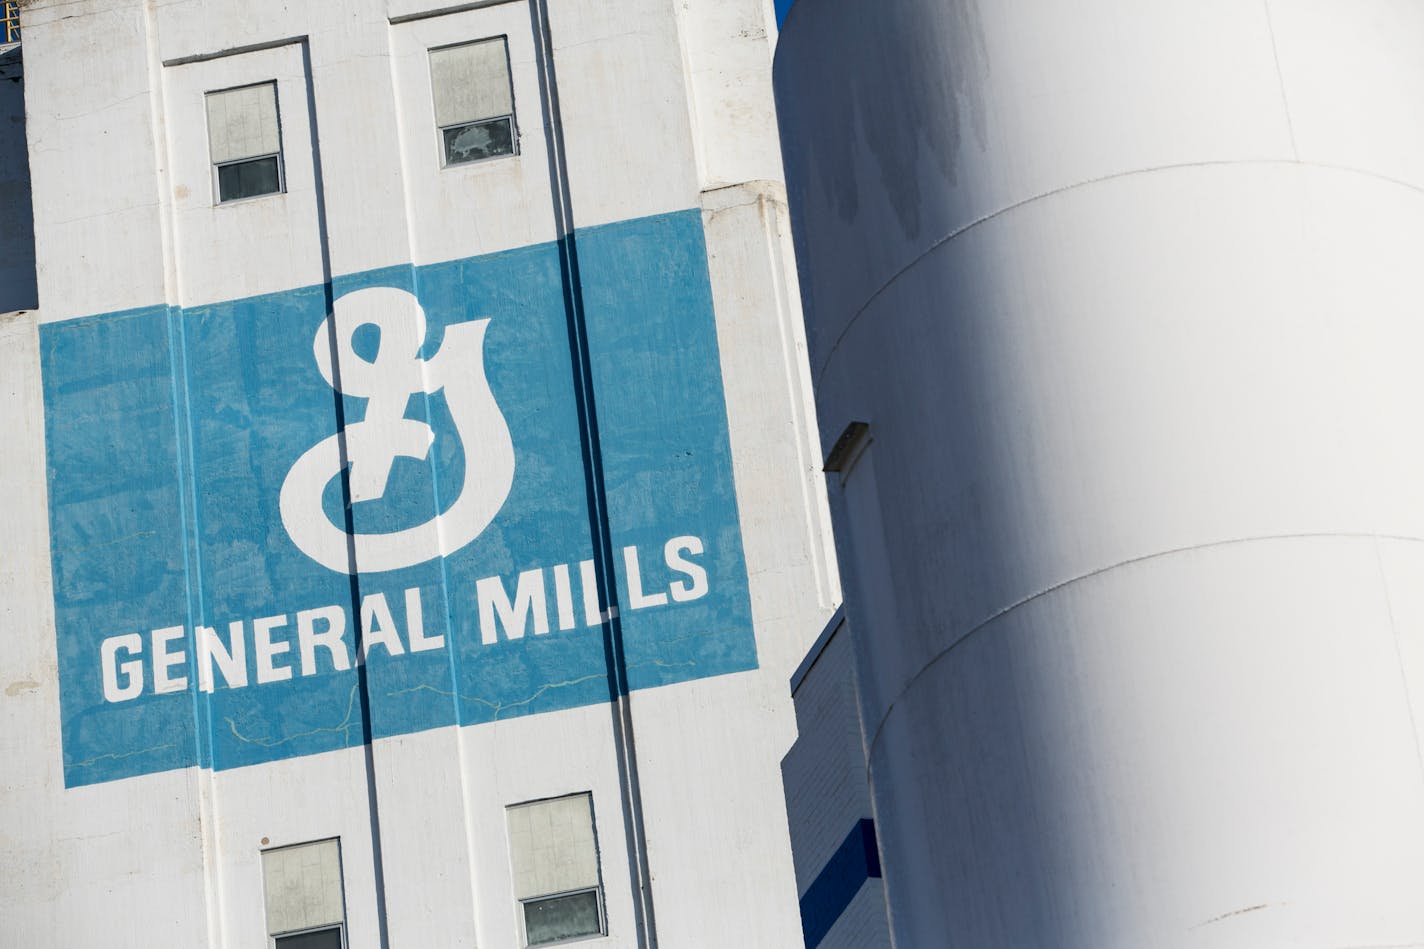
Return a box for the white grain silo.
[775,1,1424,945]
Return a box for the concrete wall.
[775,1,1424,946]
[1,1,837,947]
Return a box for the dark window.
[441,116,515,165]
[206,82,284,203]
[274,926,343,949]
[216,155,282,202]
[523,889,603,946]
[429,37,518,167]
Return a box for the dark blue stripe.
[799,819,882,948]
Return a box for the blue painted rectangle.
[42,209,757,787]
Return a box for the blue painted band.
[42,209,758,787]
[775,0,796,28]
[799,818,882,949]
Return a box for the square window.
[507,794,605,946]
[429,37,517,167]
[206,81,285,202]
[263,839,346,949]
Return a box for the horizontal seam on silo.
[864,529,1424,760]
[816,158,1424,390]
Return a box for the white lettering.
[198,622,247,692]
[151,626,188,694]
[254,614,293,683]
[361,592,406,658]
[297,606,350,675]
[665,535,709,602]
[101,633,144,703]
[624,545,668,609]
[579,559,604,627]
[478,569,549,644]
[405,587,444,652]
[93,532,714,704]
[552,564,576,631]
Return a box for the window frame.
[427,35,520,169]
[261,837,348,949]
[205,79,288,205]
[518,884,607,948]
[506,792,607,948]
[270,922,347,949]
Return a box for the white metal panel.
[814,162,1424,730]
[773,0,1297,379]
[1375,538,1424,776]
[775,1,1424,945]
[1265,0,1424,194]
[869,538,1424,947]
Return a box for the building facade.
[774,0,1424,946]
[0,1,840,946]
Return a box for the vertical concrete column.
[775,1,1424,945]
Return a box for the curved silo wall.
[775,2,1424,945]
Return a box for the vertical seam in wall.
[669,0,708,188]
[759,193,838,609]
[300,38,394,949]
[529,1,659,944]
[383,17,487,942]
[1369,537,1424,797]
[1261,0,1300,161]
[144,2,226,944]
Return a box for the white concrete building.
[774,1,1424,947]
[0,2,840,946]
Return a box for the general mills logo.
[279,286,515,574]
